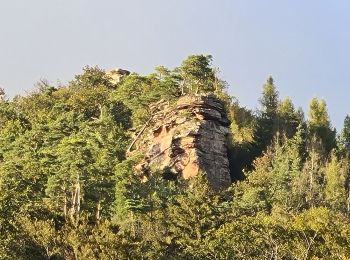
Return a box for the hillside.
[1,55,350,259]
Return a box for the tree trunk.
[180,82,185,96]
[76,179,81,223]
[96,200,101,222]
[64,194,67,219]
[71,187,76,222]
[70,175,81,223]
[347,185,350,214]
[99,104,103,120]
[127,116,154,153]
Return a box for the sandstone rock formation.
[106,68,130,84]
[134,94,232,190]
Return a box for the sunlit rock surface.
[134,94,231,190]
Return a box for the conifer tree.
[307,97,336,154]
[177,54,215,95]
[254,76,279,155]
[338,115,350,158]
[324,153,347,212]
[295,137,325,208]
[165,174,228,258]
[277,97,301,138]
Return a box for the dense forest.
[1,55,350,259]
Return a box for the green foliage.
[338,115,350,158]
[253,76,280,158]
[1,54,350,259]
[253,77,303,159]
[324,153,348,211]
[277,97,302,138]
[164,174,229,258]
[260,76,279,117]
[308,97,336,154]
[177,54,216,95]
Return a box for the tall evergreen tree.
[338,115,350,158]
[307,97,336,154]
[277,97,301,138]
[254,76,279,155]
[324,153,347,212]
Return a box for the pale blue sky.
[0,1,349,129]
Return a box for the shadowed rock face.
[136,94,232,190]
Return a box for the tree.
[113,74,156,126]
[260,76,279,117]
[338,115,350,158]
[152,65,182,100]
[0,87,5,100]
[307,97,336,154]
[177,54,215,95]
[234,128,304,213]
[71,65,114,89]
[277,97,301,138]
[254,76,279,156]
[165,174,229,258]
[0,129,49,258]
[46,134,93,223]
[294,137,325,209]
[227,99,256,180]
[324,153,347,212]
[269,127,303,210]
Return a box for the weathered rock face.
[134,94,232,190]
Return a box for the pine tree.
[270,127,303,210]
[260,76,279,117]
[338,115,350,158]
[177,54,215,95]
[165,174,228,258]
[307,97,336,154]
[324,153,347,212]
[294,137,325,208]
[277,97,301,138]
[254,76,279,155]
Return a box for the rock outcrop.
[133,94,232,190]
[107,68,130,84]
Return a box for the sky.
[0,0,349,129]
